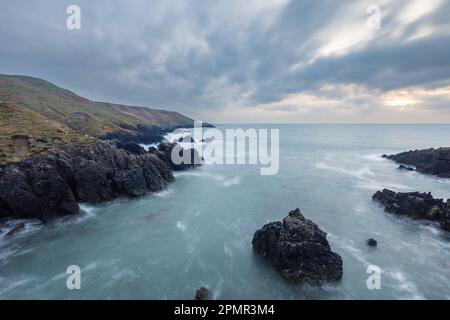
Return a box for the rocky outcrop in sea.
[372,189,450,231]
[383,147,450,178]
[0,141,200,223]
[252,208,343,284]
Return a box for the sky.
[1,0,450,123]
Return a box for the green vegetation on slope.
[0,74,195,165]
[0,102,95,166]
[0,74,194,137]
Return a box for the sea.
[1,124,450,299]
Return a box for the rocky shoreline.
[383,147,450,178]
[0,139,199,223]
[373,189,450,231]
[252,208,343,284]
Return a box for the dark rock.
[0,142,177,222]
[194,287,210,300]
[121,142,146,155]
[385,148,450,178]
[381,154,388,158]
[372,189,444,220]
[252,208,343,284]
[4,222,25,238]
[372,189,450,231]
[398,165,414,171]
[156,141,201,171]
[441,200,450,231]
[366,238,377,247]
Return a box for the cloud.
[0,0,449,122]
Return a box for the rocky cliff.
[0,138,199,223]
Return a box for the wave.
[0,219,42,241]
[385,269,425,300]
[224,242,233,258]
[223,176,241,187]
[315,162,375,179]
[174,171,226,182]
[153,188,175,198]
[360,153,389,162]
[176,221,187,232]
[139,143,158,151]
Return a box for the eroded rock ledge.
[252,208,343,284]
[383,147,450,178]
[372,189,450,231]
[0,141,198,222]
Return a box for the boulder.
[366,238,377,247]
[252,208,343,284]
[194,287,210,300]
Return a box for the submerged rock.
[252,208,343,284]
[372,189,449,231]
[366,238,377,247]
[194,287,210,300]
[4,222,25,238]
[384,148,450,178]
[398,165,414,171]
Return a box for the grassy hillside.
[0,74,195,165]
[0,102,95,165]
[0,74,194,136]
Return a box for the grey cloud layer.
[1,0,449,121]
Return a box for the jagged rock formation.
[0,141,199,223]
[372,189,450,231]
[383,148,450,178]
[252,208,343,284]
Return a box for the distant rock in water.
[0,141,197,223]
[194,287,210,300]
[366,238,377,247]
[372,189,450,231]
[384,148,450,178]
[252,208,343,284]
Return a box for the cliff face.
[0,141,198,223]
[0,74,205,223]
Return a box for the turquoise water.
[1,124,450,299]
